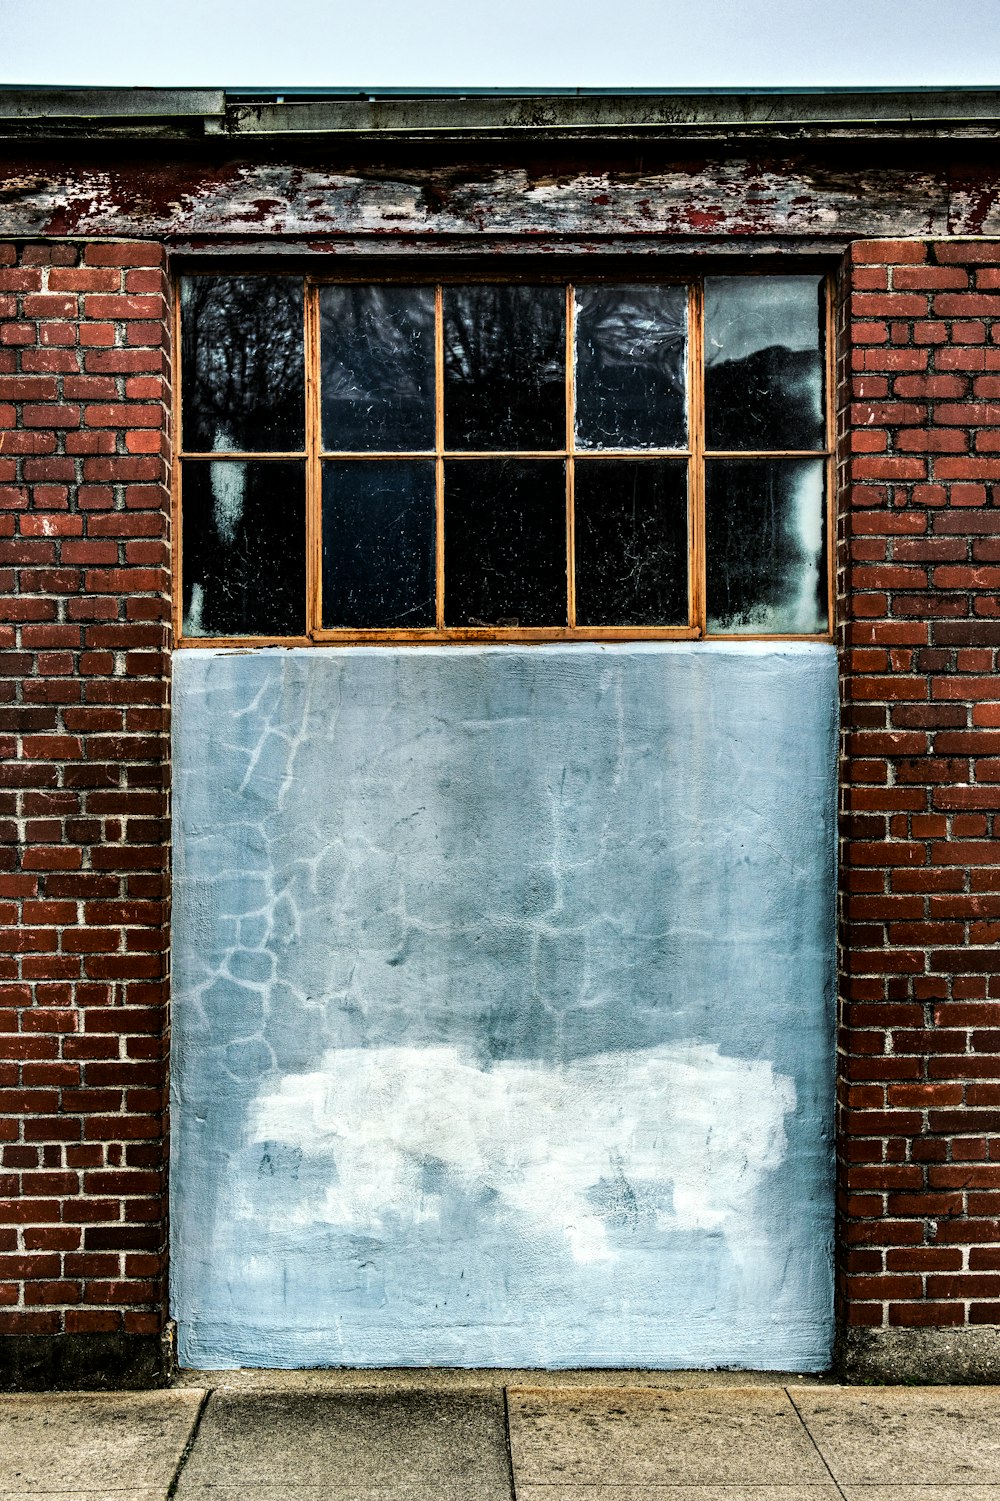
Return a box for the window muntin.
[176,272,832,644]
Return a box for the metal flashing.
[0,86,998,143]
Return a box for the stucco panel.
[170,642,837,1369]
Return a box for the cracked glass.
[575,285,688,450]
[320,285,435,452]
[575,460,688,626]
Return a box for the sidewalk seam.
[166,1387,212,1500]
[785,1385,847,1500]
[502,1385,518,1501]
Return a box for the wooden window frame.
[172,268,836,648]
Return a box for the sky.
[2,0,1000,90]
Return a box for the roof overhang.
[2,86,1000,145]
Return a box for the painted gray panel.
[170,642,837,1370]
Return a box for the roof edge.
[2,86,1000,142]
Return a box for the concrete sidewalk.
[2,1373,999,1500]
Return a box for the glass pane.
[180,277,304,453]
[444,460,566,627]
[443,285,565,450]
[575,460,688,626]
[575,285,687,449]
[181,460,305,637]
[704,276,824,451]
[322,461,436,629]
[706,459,826,634]
[320,285,435,452]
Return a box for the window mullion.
[689,279,706,637]
[824,272,836,637]
[305,280,322,637]
[435,283,445,631]
[566,282,576,631]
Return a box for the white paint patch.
[248,1042,795,1264]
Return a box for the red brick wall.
[2,230,998,1381]
[838,239,1000,1341]
[0,241,172,1381]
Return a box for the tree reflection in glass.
[575,286,688,450]
[180,277,305,453]
[443,285,565,450]
[181,460,306,637]
[320,286,435,452]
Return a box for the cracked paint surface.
[0,152,959,241]
[170,642,837,1369]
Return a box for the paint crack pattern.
[170,643,837,1369]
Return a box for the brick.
[78,324,115,348]
[894,266,969,289]
[83,244,165,268]
[84,404,162,429]
[936,293,1000,316]
[21,404,80,429]
[852,240,928,265]
[48,269,121,293]
[82,295,164,321]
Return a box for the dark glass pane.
[181,460,305,637]
[706,459,826,634]
[322,461,436,629]
[180,277,304,452]
[575,285,687,450]
[705,276,824,451]
[444,460,566,627]
[443,285,565,450]
[575,460,688,626]
[320,285,435,452]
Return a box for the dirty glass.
[444,460,566,626]
[443,286,565,450]
[322,461,436,628]
[320,285,435,452]
[575,285,688,450]
[705,458,826,634]
[181,460,306,636]
[180,277,304,453]
[704,276,824,451]
[575,460,688,626]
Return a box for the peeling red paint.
[683,208,727,231]
[0,144,996,246]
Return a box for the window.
[175,272,832,643]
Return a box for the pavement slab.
[0,1389,205,1496]
[0,1494,168,1501]
[513,1488,842,1500]
[792,1388,1000,1488]
[172,1387,514,1500]
[840,1491,1000,1501]
[506,1386,833,1489]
